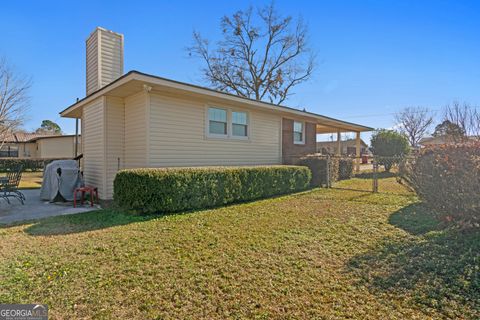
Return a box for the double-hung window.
[232,111,248,137]
[293,121,304,144]
[207,107,249,139]
[208,107,228,135]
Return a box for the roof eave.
[60,70,373,132]
[60,71,138,117]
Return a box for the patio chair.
[0,165,25,205]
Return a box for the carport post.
[355,131,361,173]
[336,131,341,155]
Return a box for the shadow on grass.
[16,190,316,236]
[22,210,161,236]
[348,203,480,318]
[388,203,442,235]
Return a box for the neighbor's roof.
[29,134,79,142]
[1,132,52,143]
[60,70,373,133]
[317,138,368,147]
[419,135,478,145]
[1,133,77,143]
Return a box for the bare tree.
[188,2,315,105]
[394,107,434,147]
[443,101,480,140]
[0,57,31,149]
[471,109,480,139]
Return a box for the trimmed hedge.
[0,158,66,172]
[406,143,480,227]
[299,155,336,187]
[114,166,311,213]
[299,155,354,187]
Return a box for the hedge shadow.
[347,203,480,318]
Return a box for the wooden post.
[355,131,361,173]
[372,159,379,193]
[336,131,341,155]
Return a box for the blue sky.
[1,0,479,142]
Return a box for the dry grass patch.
[19,171,43,189]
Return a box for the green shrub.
[406,143,480,228]
[0,158,58,172]
[299,155,339,187]
[114,166,311,213]
[338,158,354,180]
[370,129,410,171]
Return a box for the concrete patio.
[0,189,99,224]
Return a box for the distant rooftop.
[0,132,68,143]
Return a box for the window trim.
[293,120,305,145]
[207,107,228,138]
[231,110,249,140]
[205,105,250,141]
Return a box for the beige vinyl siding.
[86,31,98,95]
[20,143,37,158]
[86,28,123,95]
[148,94,281,166]
[24,143,38,158]
[38,136,76,158]
[105,96,125,197]
[124,92,148,168]
[82,97,106,198]
[99,30,123,88]
[1,143,37,158]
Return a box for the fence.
[0,158,72,172]
[330,155,413,194]
[0,150,19,158]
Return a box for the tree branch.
[187,2,315,105]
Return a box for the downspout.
[75,118,79,157]
[74,98,79,158]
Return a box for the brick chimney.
[86,27,124,95]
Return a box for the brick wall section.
[282,118,316,164]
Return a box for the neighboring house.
[0,132,42,158]
[60,27,372,200]
[30,135,81,159]
[419,135,478,147]
[317,138,368,155]
[0,133,81,159]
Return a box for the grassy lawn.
[334,170,412,195]
[0,171,43,189]
[0,178,478,319]
[19,171,43,189]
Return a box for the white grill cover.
[40,160,84,201]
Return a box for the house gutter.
[60,71,374,132]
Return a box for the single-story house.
[0,132,81,159]
[30,135,81,159]
[60,27,372,200]
[419,135,478,147]
[0,132,43,158]
[317,138,368,155]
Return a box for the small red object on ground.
[74,186,98,207]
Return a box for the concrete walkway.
[0,189,99,224]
